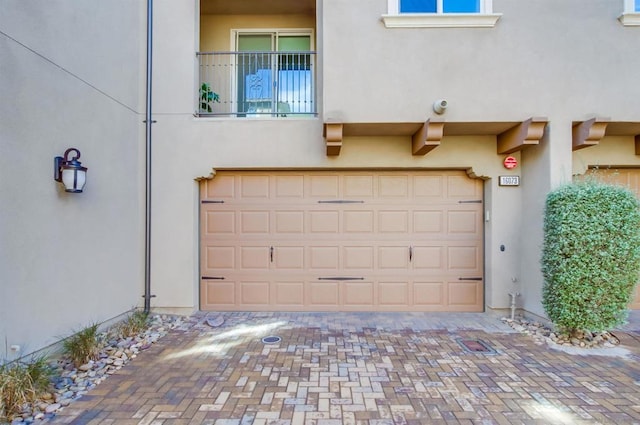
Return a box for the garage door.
[200,171,484,312]
[583,168,640,309]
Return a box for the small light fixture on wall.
[433,99,448,114]
[54,148,87,193]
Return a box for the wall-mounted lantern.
[54,148,87,193]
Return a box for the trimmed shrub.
[541,179,640,334]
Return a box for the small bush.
[118,310,150,338]
[63,323,102,367]
[0,356,53,421]
[541,180,640,334]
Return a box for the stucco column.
[519,117,573,318]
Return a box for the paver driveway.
[47,312,640,425]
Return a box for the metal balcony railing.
[197,51,317,117]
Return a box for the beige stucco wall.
[0,1,146,358]
[573,136,640,176]
[200,15,316,52]
[145,0,640,318]
[10,0,640,358]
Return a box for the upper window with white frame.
[399,0,485,14]
[620,0,640,26]
[382,0,501,28]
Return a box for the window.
[383,0,501,28]
[620,0,640,25]
[400,0,480,14]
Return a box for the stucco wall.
[573,136,640,176]
[200,15,316,52]
[0,1,145,358]
[322,0,640,124]
[148,0,640,318]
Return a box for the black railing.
[197,51,317,117]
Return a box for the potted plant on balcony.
[199,83,220,113]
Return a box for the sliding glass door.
[236,31,313,116]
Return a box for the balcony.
[197,51,317,118]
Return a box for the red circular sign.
[503,156,518,169]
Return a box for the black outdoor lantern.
[54,148,87,193]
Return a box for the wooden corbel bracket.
[497,117,547,155]
[572,117,609,151]
[324,122,343,156]
[412,119,444,156]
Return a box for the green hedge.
[541,179,640,333]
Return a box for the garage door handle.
[458,277,482,281]
[202,276,225,280]
[318,277,365,281]
[409,246,413,262]
[270,246,274,263]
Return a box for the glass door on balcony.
[236,32,312,116]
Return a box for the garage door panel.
[275,211,304,233]
[309,246,340,269]
[379,211,409,233]
[240,281,270,304]
[240,175,270,198]
[204,246,235,270]
[204,175,235,199]
[344,175,374,197]
[241,247,269,269]
[379,175,409,197]
[413,175,444,198]
[344,246,374,269]
[448,281,482,307]
[201,170,484,312]
[447,175,482,198]
[447,246,481,271]
[412,246,443,269]
[448,210,480,234]
[309,175,339,197]
[414,211,444,233]
[275,175,304,198]
[344,211,374,233]
[308,281,339,306]
[379,282,409,306]
[273,281,305,307]
[378,246,409,269]
[274,247,304,269]
[414,282,445,306]
[205,211,235,234]
[240,211,270,233]
[202,280,236,305]
[343,281,374,307]
[309,211,340,233]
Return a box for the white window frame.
[619,0,640,26]
[382,0,501,28]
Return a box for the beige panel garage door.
[200,171,484,312]
[582,169,640,309]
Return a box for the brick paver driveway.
[48,312,640,425]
